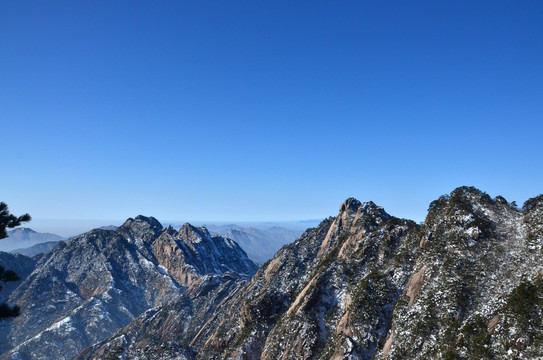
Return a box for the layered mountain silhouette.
[9,241,60,257]
[2,187,543,359]
[77,187,543,360]
[0,216,257,360]
[204,224,303,264]
[1,228,64,253]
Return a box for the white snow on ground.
[139,257,155,270]
[157,265,169,276]
[11,316,75,353]
[49,316,74,332]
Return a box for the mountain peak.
[523,194,543,212]
[2,228,64,252]
[178,223,211,244]
[339,197,362,213]
[117,215,163,242]
[63,187,543,360]
[134,215,162,227]
[449,185,493,204]
[164,225,177,236]
[338,198,388,220]
[3,212,258,359]
[338,198,390,227]
[8,227,37,235]
[360,200,388,216]
[120,215,162,229]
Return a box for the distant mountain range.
[78,187,543,360]
[0,228,64,252]
[203,224,303,264]
[9,241,60,257]
[0,216,257,359]
[3,187,543,359]
[2,223,301,262]
[3,227,119,257]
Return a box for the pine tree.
[0,202,31,319]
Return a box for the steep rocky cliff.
[0,216,257,360]
[77,198,420,359]
[380,188,543,360]
[77,187,543,360]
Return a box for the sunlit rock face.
[0,216,257,360]
[78,187,543,360]
[78,196,419,360]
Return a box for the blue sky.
[2,1,543,234]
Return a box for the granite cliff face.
[152,223,257,287]
[380,188,543,359]
[77,198,419,359]
[77,187,543,360]
[0,216,257,360]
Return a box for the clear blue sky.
[2,1,543,233]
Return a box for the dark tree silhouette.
[0,202,31,318]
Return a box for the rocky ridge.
[77,197,419,359]
[77,187,543,360]
[380,188,543,359]
[9,241,61,257]
[0,216,257,360]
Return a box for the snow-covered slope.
[380,187,543,359]
[77,187,543,360]
[77,198,420,359]
[0,216,257,360]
